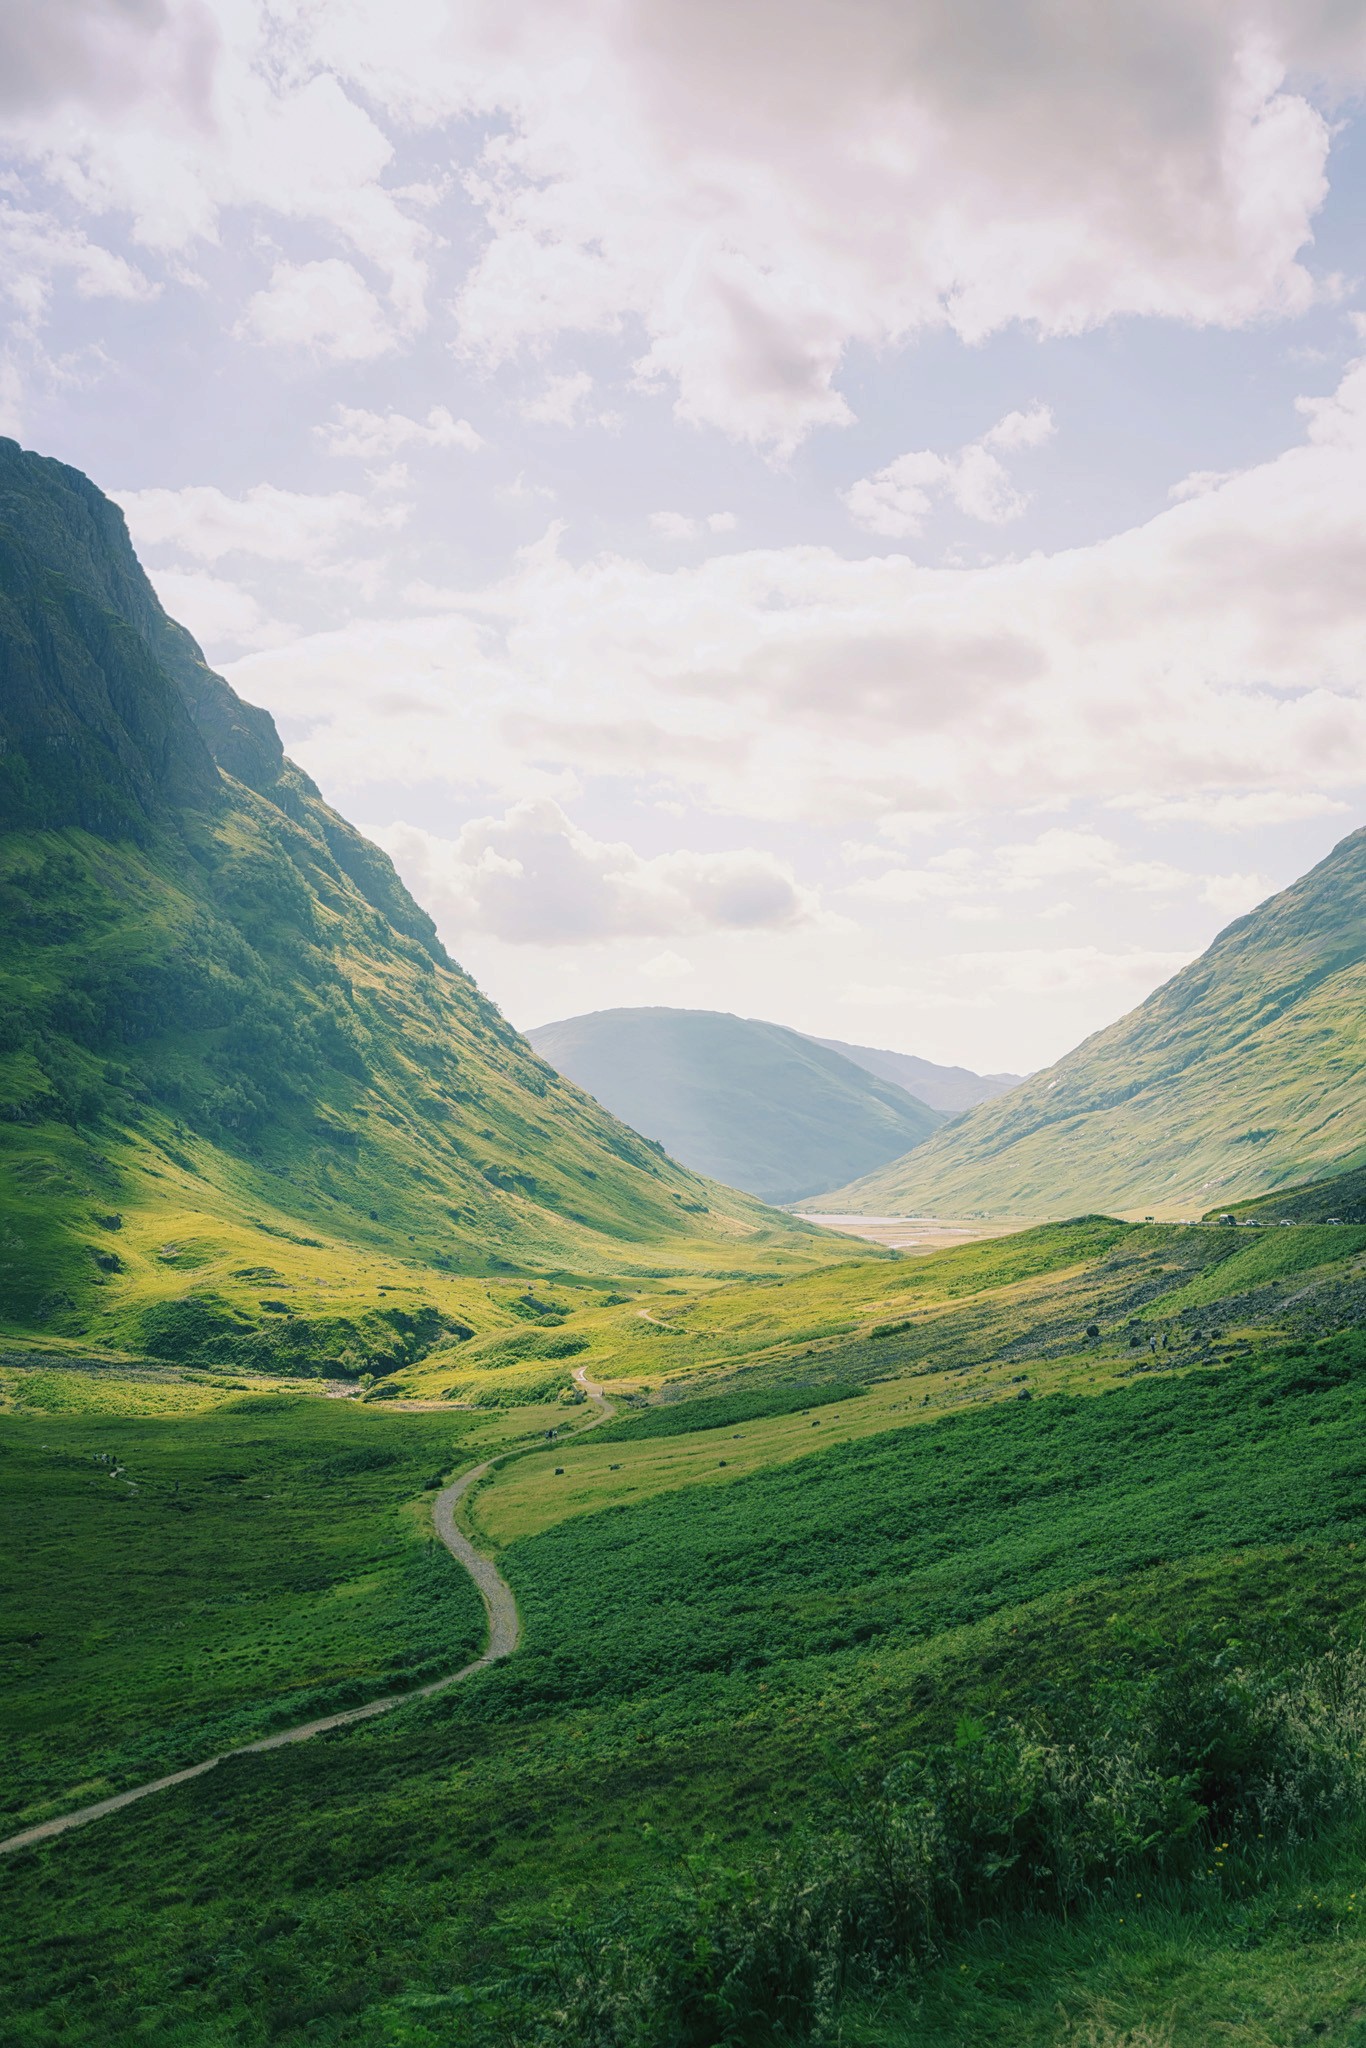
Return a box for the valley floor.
[6,1213,1366,2043]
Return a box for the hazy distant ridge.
[527,1007,946,1204]
[809,1037,1023,1114]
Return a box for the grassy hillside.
[809,1034,1022,1113]
[818,827,1366,1220]
[8,1214,1366,2042]
[527,1006,943,1203]
[1229,1157,1366,1224]
[0,442,834,1375]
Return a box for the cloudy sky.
[5,0,1366,1074]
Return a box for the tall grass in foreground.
[486,1635,1366,2047]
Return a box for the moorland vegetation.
[9,1210,1366,2043]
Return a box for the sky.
[3,1,1366,1076]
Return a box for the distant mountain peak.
[528,1006,947,1203]
[806,1035,1023,1115]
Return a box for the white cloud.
[5,5,1364,447]
[0,352,24,436]
[0,15,430,327]
[368,802,818,946]
[848,830,1189,907]
[996,830,1183,895]
[650,509,737,540]
[0,1,199,120]
[640,948,695,982]
[226,353,1366,832]
[239,259,396,362]
[1200,871,1274,918]
[983,406,1057,454]
[1123,790,1349,828]
[0,200,154,326]
[298,0,1361,446]
[142,568,290,653]
[844,945,1194,1012]
[116,483,406,565]
[1169,467,1242,502]
[496,473,557,507]
[519,369,594,426]
[844,833,1279,933]
[843,403,1055,538]
[318,403,483,460]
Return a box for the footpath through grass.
[8,1322,1366,2042]
[0,1386,486,1825]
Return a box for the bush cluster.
[493,1637,1366,2046]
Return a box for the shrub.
[498,1636,1366,2047]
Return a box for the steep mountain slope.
[815,827,1366,1219]
[0,441,822,1368]
[808,1035,1023,1113]
[526,1006,943,1203]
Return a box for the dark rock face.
[0,437,445,957]
[0,437,283,805]
[0,523,220,835]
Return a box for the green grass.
[0,1388,488,1824]
[490,1335,1366,1715]
[468,1214,1366,1541]
[14,419,1366,2047]
[7,1219,1366,2043]
[8,1320,1366,2041]
[587,1378,865,1444]
[1144,1224,1366,1312]
[843,1819,1366,2046]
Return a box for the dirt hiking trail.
[1,1382,616,1857]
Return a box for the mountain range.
[8,435,1366,2046]
[6,429,1365,1351]
[820,829,1366,1219]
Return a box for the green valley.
[8,1215,1366,2044]
[8,439,1366,2048]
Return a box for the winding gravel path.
[1,1379,615,1858]
[572,1361,611,1414]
